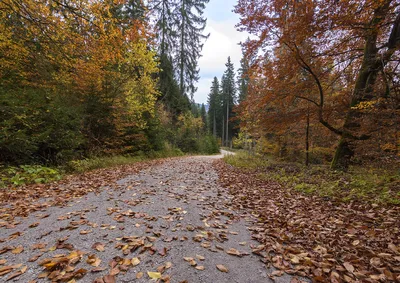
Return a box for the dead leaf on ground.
[216,264,228,273]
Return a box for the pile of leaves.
[215,160,400,282]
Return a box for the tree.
[174,0,210,99]
[0,0,160,162]
[235,0,400,170]
[150,0,191,116]
[221,57,236,146]
[200,103,207,131]
[207,77,222,138]
[151,0,178,56]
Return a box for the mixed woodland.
[1,0,399,186]
[0,0,217,176]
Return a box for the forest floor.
[0,154,301,283]
[0,153,398,283]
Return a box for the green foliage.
[0,87,84,164]
[197,135,220,154]
[0,165,62,187]
[67,144,184,173]
[224,151,400,205]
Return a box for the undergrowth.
[224,151,400,205]
[0,145,185,187]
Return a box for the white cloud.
[193,17,249,104]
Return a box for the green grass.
[224,151,400,205]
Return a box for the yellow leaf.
[131,257,140,266]
[147,271,161,280]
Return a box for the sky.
[193,0,249,105]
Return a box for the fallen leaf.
[92,242,105,252]
[226,248,242,257]
[136,272,144,279]
[11,246,24,254]
[131,257,140,266]
[343,262,355,273]
[147,271,162,280]
[196,255,205,261]
[195,266,205,270]
[216,264,228,273]
[103,275,116,283]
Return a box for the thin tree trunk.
[213,110,216,137]
[226,95,229,147]
[179,0,185,97]
[305,110,310,166]
[222,113,225,146]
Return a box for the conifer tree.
[207,77,221,137]
[221,57,236,145]
[175,0,210,99]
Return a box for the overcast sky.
[193,0,248,105]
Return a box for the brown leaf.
[226,248,242,257]
[103,275,116,283]
[92,242,105,252]
[11,245,24,254]
[216,264,228,273]
[136,271,144,279]
[6,270,22,281]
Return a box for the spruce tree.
[175,0,210,99]
[151,0,190,115]
[221,57,236,146]
[200,103,207,131]
[207,77,221,137]
[151,0,177,56]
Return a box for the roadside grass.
[224,151,400,205]
[0,146,185,187]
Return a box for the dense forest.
[0,0,217,171]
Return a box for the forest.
[0,0,219,181]
[0,0,399,183]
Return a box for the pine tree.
[207,77,221,137]
[175,0,210,100]
[221,57,236,146]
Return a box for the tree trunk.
[305,111,310,166]
[213,110,216,137]
[331,1,397,170]
[179,0,185,97]
[222,113,225,146]
[226,96,229,147]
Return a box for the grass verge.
[224,151,400,205]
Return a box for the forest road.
[0,155,297,283]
